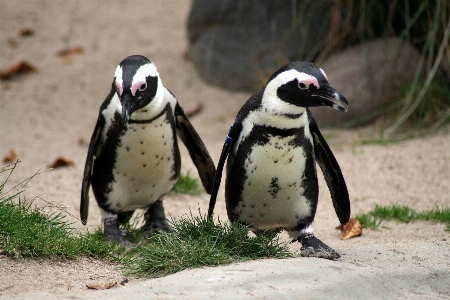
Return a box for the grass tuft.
[123,212,291,278]
[0,162,123,260]
[0,194,123,260]
[356,204,450,231]
[0,163,290,277]
[2,162,449,279]
[170,171,204,195]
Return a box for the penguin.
[208,61,350,259]
[81,55,216,245]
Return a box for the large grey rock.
[310,38,421,127]
[187,0,332,91]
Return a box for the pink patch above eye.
[303,77,320,89]
[131,81,146,96]
[115,81,123,96]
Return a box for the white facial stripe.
[275,69,320,89]
[319,68,328,81]
[261,69,315,117]
[114,65,123,96]
[132,63,159,91]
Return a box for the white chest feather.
[229,107,315,230]
[108,114,178,211]
[99,90,179,211]
[236,134,312,230]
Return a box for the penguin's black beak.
[120,93,134,124]
[313,85,348,112]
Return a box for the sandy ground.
[0,1,449,299]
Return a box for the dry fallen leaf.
[57,46,84,64]
[19,28,35,37]
[0,61,37,81]
[64,56,75,64]
[49,157,75,169]
[3,149,18,163]
[86,281,117,290]
[336,218,362,240]
[57,46,84,57]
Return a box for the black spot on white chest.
[105,113,180,211]
[116,119,174,172]
[226,125,318,230]
[241,134,307,198]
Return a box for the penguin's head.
[264,61,348,112]
[114,55,159,123]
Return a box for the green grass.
[123,212,291,278]
[0,162,290,278]
[356,204,450,231]
[0,194,124,260]
[0,168,205,258]
[3,163,449,279]
[170,170,204,195]
[0,162,123,260]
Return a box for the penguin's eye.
[139,82,147,92]
[298,81,308,90]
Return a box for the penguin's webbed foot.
[297,234,341,260]
[142,200,171,239]
[104,217,134,248]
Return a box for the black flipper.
[80,115,103,225]
[206,91,263,219]
[308,109,351,225]
[80,85,115,225]
[174,103,216,194]
[207,126,238,219]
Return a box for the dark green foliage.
[123,213,291,278]
[314,0,450,136]
[319,1,448,58]
[356,204,450,231]
[402,79,450,128]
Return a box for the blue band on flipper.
[225,126,234,145]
